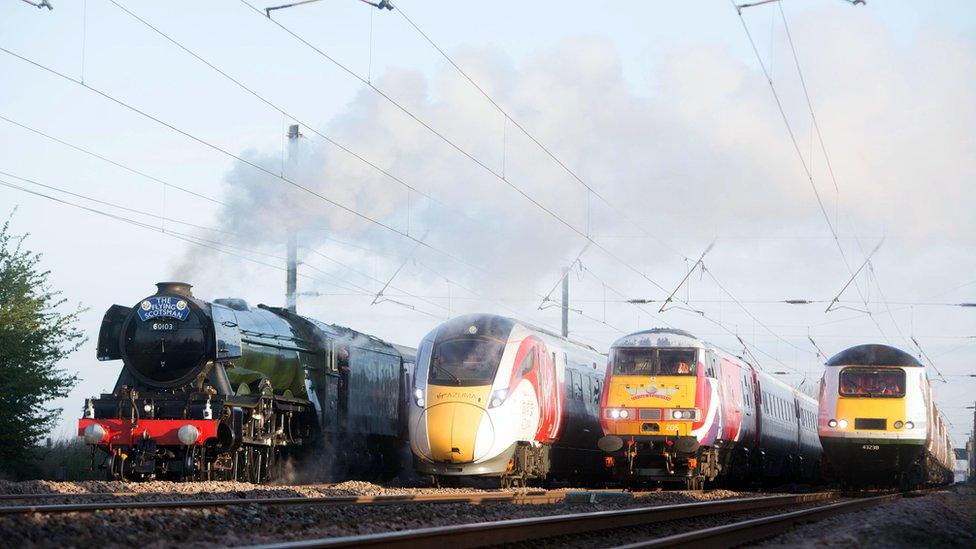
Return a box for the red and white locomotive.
[597,329,822,489]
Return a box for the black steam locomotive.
[79,282,415,482]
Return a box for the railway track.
[241,492,843,548]
[616,493,901,548]
[0,490,561,515]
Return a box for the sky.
[1,0,974,445]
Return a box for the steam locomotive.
[78,282,415,482]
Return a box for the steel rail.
[241,492,837,548]
[0,492,141,501]
[0,490,557,515]
[616,493,901,548]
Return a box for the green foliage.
[0,211,85,479]
[28,437,102,481]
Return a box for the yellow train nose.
[425,401,491,463]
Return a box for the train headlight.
[143,403,153,414]
[905,421,914,430]
[178,424,200,445]
[488,389,507,409]
[414,388,425,408]
[894,420,904,429]
[619,409,629,419]
[671,409,696,420]
[83,423,107,444]
[828,419,838,428]
[609,409,621,419]
[838,419,849,429]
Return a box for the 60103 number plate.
[152,322,175,331]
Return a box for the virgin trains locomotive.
[597,329,822,490]
[818,344,954,490]
[78,282,415,482]
[409,314,609,487]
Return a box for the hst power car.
[818,344,953,489]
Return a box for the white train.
[408,314,608,487]
[818,344,954,489]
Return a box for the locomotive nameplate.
[137,296,190,322]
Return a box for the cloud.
[178,15,975,332]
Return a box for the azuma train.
[78,282,415,482]
[597,329,822,490]
[818,344,954,490]
[409,314,609,487]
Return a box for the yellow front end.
[423,385,493,463]
[825,396,913,440]
[603,375,699,437]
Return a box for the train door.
[716,354,743,442]
[792,398,802,453]
[323,341,341,432]
[536,348,564,443]
[751,368,762,446]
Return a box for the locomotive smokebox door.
[97,304,130,361]
[211,303,243,360]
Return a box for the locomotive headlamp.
[838,419,849,429]
[905,421,914,429]
[177,424,200,446]
[609,409,621,419]
[619,409,629,419]
[413,388,425,407]
[83,423,107,444]
[894,421,904,429]
[828,419,838,428]
[671,409,696,420]
[143,403,153,414]
[488,389,508,409]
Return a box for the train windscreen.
[613,348,697,376]
[839,367,905,397]
[429,337,506,386]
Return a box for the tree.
[0,211,84,478]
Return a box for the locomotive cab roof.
[611,328,703,349]
[825,344,923,368]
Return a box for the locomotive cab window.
[612,348,697,376]
[429,337,505,386]
[839,367,906,398]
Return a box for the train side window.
[571,371,583,401]
[593,378,602,403]
[518,350,535,377]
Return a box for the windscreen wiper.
[433,360,462,385]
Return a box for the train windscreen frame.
[428,337,505,386]
[612,347,697,376]
[839,367,906,398]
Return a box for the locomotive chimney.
[155,281,194,297]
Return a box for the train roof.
[825,344,923,368]
[611,328,704,349]
[430,313,602,354]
